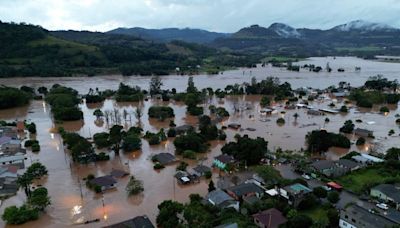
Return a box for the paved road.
[274,164,376,210]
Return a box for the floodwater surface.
[1,57,400,93]
[0,56,399,227]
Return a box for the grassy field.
[335,46,383,52]
[335,166,400,195]
[300,206,329,224]
[262,56,304,63]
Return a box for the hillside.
[107,27,229,44]
[0,22,258,77]
[212,20,400,57]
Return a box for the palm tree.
[17,173,33,198]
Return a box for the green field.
[300,206,328,222]
[335,166,400,194]
[335,46,383,52]
[262,56,304,63]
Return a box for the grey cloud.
[0,0,399,32]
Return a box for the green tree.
[26,162,47,179]
[156,200,184,227]
[122,134,142,152]
[327,191,340,204]
[186,76,197,94]
[2,205,39,225]
[149,75,163,95]
[29,187,51,211]
[356,137,366,146]
[385,147,400,160]
[260,96,271,107]
[125,176,144,195]
[286,214,313,228]
[109,125,123,154]
[93,109,104,119]
[313,186,328,198]
[17,172,33,197]
[340,105,348,113]
[93,132,111,148]
[221,135,268,165]
[339,120,354,133]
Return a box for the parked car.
[301,174,311,180]
[376,203,389,210]
[321,186,331,191]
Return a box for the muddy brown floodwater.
[0,57,399,228]
[1,57,400,94]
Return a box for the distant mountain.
[107,27,229,44]
[331,20,396,32]
[212,20,400,57]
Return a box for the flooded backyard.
[0,56,399,227]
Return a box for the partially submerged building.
[206,189,239,211]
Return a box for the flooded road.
[0,57,400,93]
[0,56,399,227]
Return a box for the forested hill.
[0,22,259,77]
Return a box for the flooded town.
[1,1,400,228]
[0,56,399,228]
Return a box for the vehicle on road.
[376,203,389,210]
[301,173,311,180]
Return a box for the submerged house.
[89,175,117,191]
[104,215,154,228]
[354,128,374,138]
[192,164,211,177]
[152,153,176,165]
[213,154,235,171]
[307,109,324,116]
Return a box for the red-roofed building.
[327,181,343,191]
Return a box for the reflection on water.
[0,58,399,227]
[1,57,400,94]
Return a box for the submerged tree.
[149,75,163,95]
[126,176,144,196]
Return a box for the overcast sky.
[1,0,399,32]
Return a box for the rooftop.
[371,184,400,202]
[89,175,117,187]
[252,208,287,228]
[226,182,264,197]
[284,183,312,195]
[207,189,235,206]
[110,169,129,178]
[311,160,335,170]
[214,154,234,164]
[153,153,176,165]
[103,215,154,228]
[342,205,396,228]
